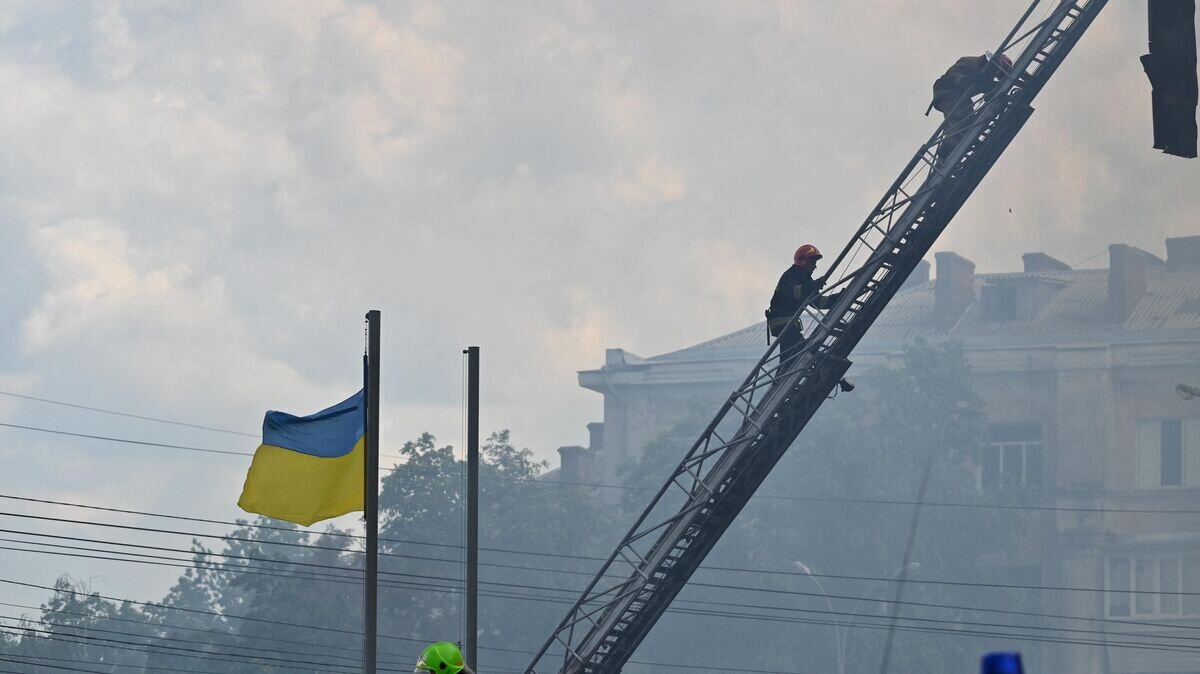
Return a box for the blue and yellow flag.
[237,390,365,526]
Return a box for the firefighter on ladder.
[929,52,1013,166]
[766,245,853,392]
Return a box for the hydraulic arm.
[526,3,1107,673]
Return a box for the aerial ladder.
[525,2,1109,673]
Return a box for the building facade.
[559,236,1200,674]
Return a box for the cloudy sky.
[0,1,1196,605]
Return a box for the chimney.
[902,259,931,290]
[935,252,976,327]
[587,422,605,452]
[1107,244,1165,322]
[1166,235,1200,268]
[557,445,593,484]
[1022,252,1072,273]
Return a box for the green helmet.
[416,642,465,674]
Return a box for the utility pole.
[878,458,931,674]
[364,310,381,674]
[465,346,480,671]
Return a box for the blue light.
[981,652,1023,674]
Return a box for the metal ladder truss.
[525,3,1107,673]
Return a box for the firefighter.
[415,642,475,674]
[766,245,855,391]
[931,52,1013,165]
[767,245,836,360]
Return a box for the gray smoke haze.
[0,1,1195,605]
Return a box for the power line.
[0,509,363,556]
[0,538,580,604]
[0,584,525,674]
[578,478,1200,517]
[0,542,580,610]
[0,391,413,462]
[0,504,630,577]
[0,509,610,586]
[11,408,1200,516]
[10,508,1200,649]
[0,531,365,579]
[0,577,436,645]
[0,390,258,438]
[0,622,378,673]
[7,404,1200,519]
[0,544,367,589]
[9,506,1200,599]
[9,566,1200,668]
[0,600,374,661]
[0,520,619,586]
[0,588,798,674]
[2,503,1200,662]
[12,518,1192,645]
[0,612,370,671]
[12,508,1200,660]
[0,536,445,593]
[2,651,225,674]
[13,425,1200,514]
[11,497,1200,647]
[662,604,1200,657]
[0,493,356,540]
[2,653,118,674]
[0,422,250,457]
[18,521,1200,645]
[10,538,1200,654]
[391,569,1200,651]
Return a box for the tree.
[1,577,152,673]
[8,340,1032,674]
[377,430,615,673]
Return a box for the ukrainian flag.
[237,390,365,526]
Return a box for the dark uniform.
[932,55,1000,165]
[932,55,994,114]
[766,265,838,363]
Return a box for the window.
[982,424,1042,488]
[1109,558,1130,617]
[1108,555,1198,618]
[1186,558,1200,615]
[1136,419,1200,488]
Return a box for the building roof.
[646,265,1200,364]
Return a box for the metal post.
[364,310,381,674]
[838,563,919,673]
[877,459,931,674]
[793,563,843,674]
[465,346,480,671]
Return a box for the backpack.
[932,56,986,110]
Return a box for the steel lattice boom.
[525,3,1107,673]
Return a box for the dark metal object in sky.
[1142,0,1198,158]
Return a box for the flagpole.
[364,310,381,674]
[464,346,479,671]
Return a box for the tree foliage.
[1,340,1034,674]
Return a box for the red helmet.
[993,53,1013,70]
[794,244,823,265]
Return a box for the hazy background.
[0,0,1196,607]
